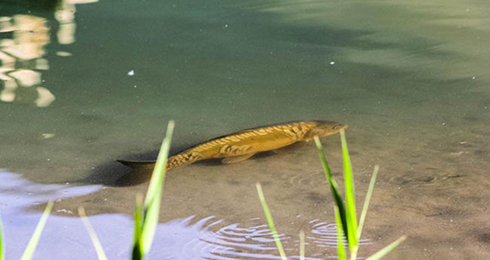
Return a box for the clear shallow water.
[1,0,489,259]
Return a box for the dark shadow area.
[76,143,191,187]
[77,135,310,187]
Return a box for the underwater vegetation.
[0,121,404,259]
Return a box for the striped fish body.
[165,121,346,171]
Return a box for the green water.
[1,0,489,259]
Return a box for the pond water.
[1,0,489,259]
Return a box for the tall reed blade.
[339,130,358,253]
[132,194,144,259]
[357,165,379,241]
[0,215,4,260]
[334,206,346,260]
[366,236,407,260]
[255,183,288,260]
[20,201,54,260]
[299,230,305,260]
[313,136,349,245]
[132,120,175,260]
[79,207,109,260]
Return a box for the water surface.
[1,0,489,259]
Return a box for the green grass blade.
[334,206,346,260]
[255,183,287,260]
[132,194,144,259]
[357,165,379,241]
[340,130,358,251]
[20,201,53,260]
[299,230,305,260]
[137,120,174,258]
[0,215,4,260]
[366,236,407,260]
[144,120,174,207]
[313,136,349,245]
[78,207,108,260]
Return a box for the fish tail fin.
[116,159,156,168]
[117,152,200,171]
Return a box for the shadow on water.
[80,140,305,187]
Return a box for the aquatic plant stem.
[0,215,4,260]
[20,201,53,260]
[79,207,109,260]
[299,230,305,260]
[366,236,407,260]
[256,183,288,260]
[340,130,358,252]
[357,165,379,241]
[313,136,349,245]
[132,120,174,259]
[334,206,346,260]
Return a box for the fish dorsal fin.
[221,154,255,164]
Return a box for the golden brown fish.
[118,120,346,171]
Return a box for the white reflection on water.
[0,170,101,214]
[0,0,98,107]
[0,15,54,107]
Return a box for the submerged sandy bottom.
[2,111,489,259]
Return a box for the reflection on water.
[0,170,101,214]
[0,0,97,107]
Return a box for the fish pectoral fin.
[221,154,255,164]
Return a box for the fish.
[117,120,347,171]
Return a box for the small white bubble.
[472,76,476,79]
[42,133,55,139]
[442,122,446,126]
[224,24,228,28]
[134,85,137,88]
[330,61,335,65]
[128,70,135,76]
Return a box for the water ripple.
[156,216,373,260]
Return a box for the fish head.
[305,120,347,139]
